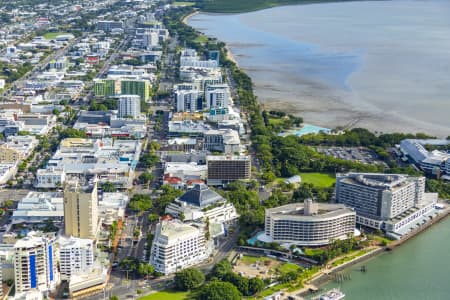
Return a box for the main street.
[0,35,85,101]
[83,226,240,300]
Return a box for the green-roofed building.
[94,79,116,97]
[120,80,151,101]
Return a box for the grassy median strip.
[138,290,189,300]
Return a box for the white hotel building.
[264,200,356,246]
[150,220,208,275]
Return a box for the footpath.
[282,205,450,299]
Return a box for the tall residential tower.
[64,179,99,239]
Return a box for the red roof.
[186,179,205,185]
[160,215,173,221]
[164,176,182,184]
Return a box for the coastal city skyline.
[0,1,448,300]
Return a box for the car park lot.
[317,146,387,166]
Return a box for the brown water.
[189,0,450,136]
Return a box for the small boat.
[313,288,345,300]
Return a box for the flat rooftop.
[339,173,419,190]
[266,203,355,221]
[206,155,249,161]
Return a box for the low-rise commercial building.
[203,129,240,154]
[400,139,450,175]
[0,163,17,185]
[41,138,142,188]
[35,168,66,189]
[12,192,63,224]
[96,21,123,32]
[0,135,38,163]
[166,184,238,224]
[168,120,211,137]
[98,192,129,225]
[164,162,207,183]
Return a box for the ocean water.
[313,217,450,300]
[188,0,450,136]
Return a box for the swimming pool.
[294,124,331,137]
[247,231,265,246]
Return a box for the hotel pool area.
[247,232,263,246]
[247,231,274,245]
[294,124,331,137]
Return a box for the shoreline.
[294,207,450,297]
[182,10,198,24]
[188,8,450,138]
[184,11,239,66]
[224,45,239,66]
[176,6,450,299]
[196,0,357,14]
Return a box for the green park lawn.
[256,282,290,298]
[267,117,285,126]
[240,255,264,265]
[331,248,373,267]
[304,247,325,257]
[194,35,209,43]
[370,234,393,246]
[277,263,301,274]
[138,290,189,300]
[299,172,335,187]
[43,32,70,40]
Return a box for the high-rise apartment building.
[175,90,202,112]
[64,179,99,239]
[143,31,160,48]
[150,220,208,275]
[14,232,59,294]
[94,79,116,97]
[205,84,230,109]
[120,80,151,101]
[118,95,141,118]
[96,21,123,32]
[206,155,251,186]
[59,236,94,281]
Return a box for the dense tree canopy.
[196,281,241,300]
[129,194,152,212]
[174,268,205,291]
[209,259,264,296]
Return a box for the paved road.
[83,229,239,300]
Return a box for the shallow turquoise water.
[294,124,331,137]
